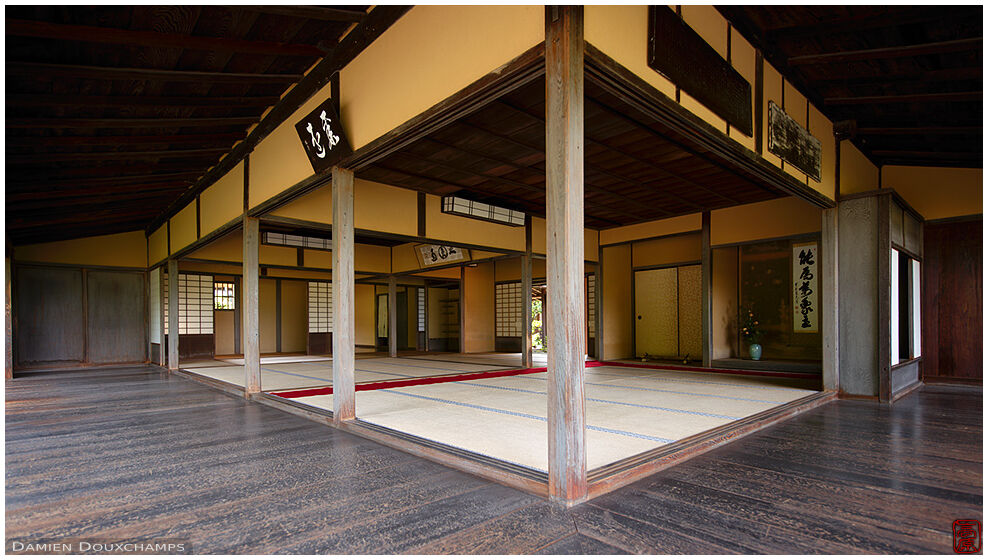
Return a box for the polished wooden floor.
[6,366,982,554]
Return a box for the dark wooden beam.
[871,150,982,160]
[5,18,325,57]
[5,133,244,147]
[789,37,982,66]
[7,172,196,190]
[825,92,982,106]
[7,62,303,84]
[812,67,982,85]
[10,163,204,180]
[857,126,982,136]
[145,6,411,236]
[452,120,699,213]
[764,7,950,41]
[6,149,227,165]
[9,188,186,211]
[8,183,188,202]
[6,116,257,129]
[237,5,366,22]
[6,94,280,109]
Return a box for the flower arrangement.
[740,309,764,345]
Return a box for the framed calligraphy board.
[792,241,818,333]
[294,98,352,173]
[414,244,471,268]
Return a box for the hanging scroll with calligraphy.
[792,241,818,333]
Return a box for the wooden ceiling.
[719,5,982,169]
[7,6,981,246]
[360,76,788,230]
[6,5,373,245]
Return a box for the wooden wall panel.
[15,266,85,366]
[86,270,146,364]
[923,219,982,382]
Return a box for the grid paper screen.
[587,274,596,337]
[163,273,214,335]
[417,287,425,332]
[308,281,333,333]
[495,282,524,337]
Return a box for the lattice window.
[495,282,523,337]
[587,274,596,337]
[214,282,235,310]
[417,287,426,332]
[308,281,333,333]
[263,231,331,251]
[163,273,214,335]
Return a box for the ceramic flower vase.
[749,343,762,361]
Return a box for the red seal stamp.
[953,519,981,554]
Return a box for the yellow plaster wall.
[356,244,392,274]
[529,218,599,260]
[840,142,879,195]
[601,244,633,360]
[632,233,701,268]
[169,202,198,253]
[679,6,729,132]
[354,180,418,236]
[149,225,168,265]
[728,27,756,152]
[259,244,299,267]
[711,197,821,246]
[762,62,784,168]
[883,166,983,220]
[268,184,333,225]
[425,194,526,251]
[392,243,419,273]
[341,5,543,150]
[186,231,241,263]
[461,261,494,353]
[280,279,308,353]
[303,250,332,270]
[782,80,809,184]
[15,230,147,269]
[355,283,376,346]
[200,162,243,236]
[809,104,837,200]
[414,267,462,280]
[600,213,702,245]
[496,258,522,282]
[585,5,675,99]
[248,93,326,211]
[259,279,278,354]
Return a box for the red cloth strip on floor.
[270,366,551,399]
[593,361,819,379]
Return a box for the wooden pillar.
[5,256,13,379]
[332,166,356,423]
[243,216,261,396]
[821,207,839,391]
[522,218,534,368]
[701,211,712,367]
[388,276,398,358]
[167,258,179,371]
[545,4,587,506]
[158,267,167,367]
[594,246,604,360]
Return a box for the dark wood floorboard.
[6,366,982,554]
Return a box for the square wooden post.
[388,276,398,358]
[545,4,588,506]
[522,217,534,368]
[167,258,179,371]
[821,207,839,391]
[242,216,261,396]
[701,211,712,367]
[332,166,356,423]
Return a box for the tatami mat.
[286,364,818,472]
[183,356,512,391]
